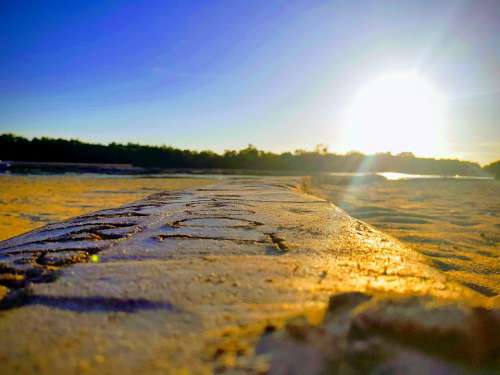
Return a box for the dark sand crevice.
[27,295,176,313]
[461,282,497,298]
[0,191,179,306]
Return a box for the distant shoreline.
[2,134,495,177]
[1,161,315,176]
[0,161,494,180]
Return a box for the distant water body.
[328,172,493,180]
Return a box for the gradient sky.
[1,0,499,164]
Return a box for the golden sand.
[0,174,215,241]
[312,178,500,299]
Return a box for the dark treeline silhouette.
[484,160,500,179]
[0,133,488,176]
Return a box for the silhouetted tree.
[484,160,500,179]
[0,133,486,176]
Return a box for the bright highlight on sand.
[342,71,448,156]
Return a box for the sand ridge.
[0,177,496,374]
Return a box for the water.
[327,171,493,181]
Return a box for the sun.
[341,71,448,156]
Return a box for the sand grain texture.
[0,178,496,374]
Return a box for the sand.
[0,174,216,241]
[2,177,496,374]
[311,177,500,299]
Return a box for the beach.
[2,177,498,374]
[1,173,498,299]
[1,173,498,301]
[310,176,500,300]
[0,174,216,241]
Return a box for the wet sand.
[311,177,500,299]
[0,174,216,241]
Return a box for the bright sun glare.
[341,71,448,156]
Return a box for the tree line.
[484,160,500,179]
[0,133,490,176]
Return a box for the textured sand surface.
[0,175,216,240]
[311,178,500,299]
[0,178,496,374]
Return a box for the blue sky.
[1,0,499,163]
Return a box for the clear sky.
[1,0,499,164]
